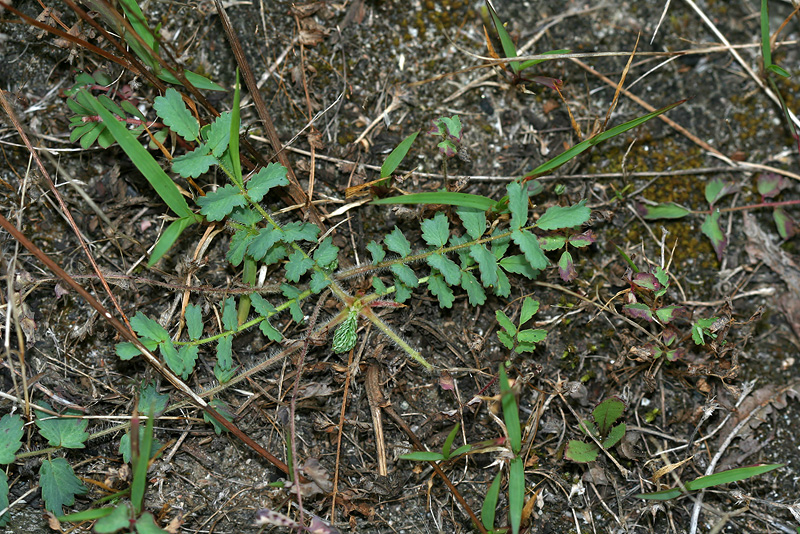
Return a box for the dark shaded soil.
[2,1,800,533]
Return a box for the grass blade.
[372,191,496,211]
[499,365,521,454]
[83,91,197,221]
[636,464,783,500]
[381,131,419,178]
[522,99,686,180]
[481,470,502,530]
[508,456,524,534]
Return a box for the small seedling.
[399,423,475,462]
[496,297,547,354]
[564,397,626,463]
[636,463,783,500]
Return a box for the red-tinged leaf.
[631,272,662,292]
[568,229,596,248]
[624,303,654,322]
[665,348,685,361]
[655,305,683,324]
[661,327,678,346]
[773,207,796,240]
[558,250,576,282]
[701,211,727,261]
[704,177,738,206]
[757,173,789,199]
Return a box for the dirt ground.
[2,0,800,533]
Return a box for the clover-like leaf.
[196,184,247,221]
[153,88,199,141]
[40,457,87,513]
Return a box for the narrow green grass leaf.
[508,457,524,534]
[523,100,685,179]
[83,91,195,220]
[637,464,783,500]
[481,470,502,531]
[636,202,691,220]
[372,192,496,211]
[442,423,460,459]
[486,1,520,72]
[153,88,199,141]
[149,215,194,266]
[58,506,117,524]
[229,70,242,184]
[499,366,521,453]
[400,451,445,462]
[518,48,571,69]
[39,457,87,513]
[381,131,419,178]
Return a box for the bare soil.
[2,1,800,533]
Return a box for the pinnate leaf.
[536,200,590,230]
[197,184,247,221]
[40,457,87,513]
[507,181,528,229]
[247,163,289,202]
[428,274,455,308]
[385,227,412,257]
[153,88,199,141]
[469,244,498,287]
[248,227,282,260]
[520,297,540,324]
[203,111,232,157]
[420,212,449,248]
[313,237,339,268]
[285,250,314,282]
[0,414,23,464]
[457,207,486,240]
[172,147,217,178]
[391,263,419,288]
[511,229,549,270]
[367,241,385,263]
[426,253,461,285]
[131,312,169,343]
[460,270,486,306]
[281,221,319,243]
[185,303,203,341]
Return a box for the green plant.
[564,397,626,463]
[57,405,169,533]
[496,297,547,354]
[637,174,800,261]
[81,0,223,92]
[399,363,537,534]
[636,463,783,501]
